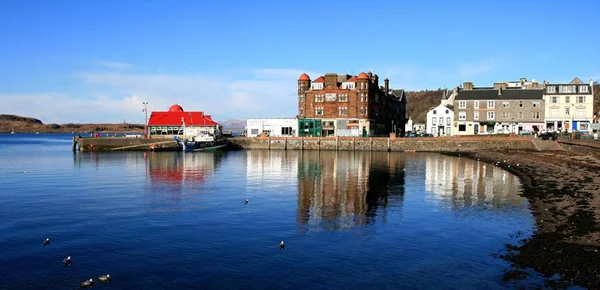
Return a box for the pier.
[73,136,178,152]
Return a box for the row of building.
[246,74,598,137]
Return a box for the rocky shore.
[448,144,600,289]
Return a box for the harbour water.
[0,134,543,289]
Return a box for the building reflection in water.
[245,150,298,191]
[424,154,527,211]
[297,151,406,232]
[147,152,222,186]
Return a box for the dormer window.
[579,85,589,93]
[342,82,356,89]
[311,83,323,90]
[547,86,556,93]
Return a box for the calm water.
[0,134,539,289]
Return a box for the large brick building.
[297,71,406,137]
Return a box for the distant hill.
[0,114,144,133]
[405,89,447,123]
[219,119,246,132]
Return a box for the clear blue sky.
[1,0,598,123]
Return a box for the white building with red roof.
[147,103,221,139]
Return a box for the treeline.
[405,89,447,123]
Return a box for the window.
[315,95,324,102]
[311,83,323,90]
[473,111,479,120]
[487,101,495,108]
[446,117,451,126]
[533,102,540,108]
[533,112,540,120]
[299,94,304,102]
[474,101,479,109]
[360,93,368,102]
[299,108,303,115]
[565,107,570,115]
[432,118,436,125]
[459,124,466,132]
[559,85,576,93]
[342,82,355,89]
[518,111,523,119]
[577,96,586,103]
[338,107,347,115]
[338,94,348,102]
[576,109,585,117]
[503,102,509,108]
[459,101,466,109]
[551,96,558,104]
[315,107,323,115]
[439,117,443,125]
[550,108,559,117]
[433,110,437,114]
[547,86,556,93]
[361,82,365,89]
[445,110,449,114]
[580,85,589,93]
[519,101,523,108]
[360,107,366,115]
[458,111,466,120]
[487,111,495,120]
[251,129,259,135]
[565,96,570,103]
[502,112,509,119]
[281,127,293,136]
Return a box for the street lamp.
[143,102,148,138]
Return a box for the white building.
[246,118,298,137]
[543,78,594,133]
[426,104,454,136]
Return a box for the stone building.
[453,82,545,135]
[297,71,406,137]
[543,77,594,133]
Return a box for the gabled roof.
[148,111,219,127]
[570,77,584,84]
[455,89,543,100]
[312,76,325,83]
[345,76,357,82]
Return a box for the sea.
[0,133,562,289]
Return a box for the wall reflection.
[246,150,298,188]
[297,151,406,231]
[148,152,222,186]
[424,155,527,211]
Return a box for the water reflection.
[296,151,406,231]
[148,152,222,186]
[424,154,527,211]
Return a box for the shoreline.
[445,146,600,288]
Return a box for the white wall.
[426,105,454,136]
[246,118,298,137]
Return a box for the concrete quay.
[228,135,539,152]
[74,136,178,152]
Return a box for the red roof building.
[147,103,220,137]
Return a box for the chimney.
[463,82,473,90]
[498,87,503,95]
[384,78,389,95]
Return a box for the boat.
[10,128,15,134]
[176,118,228,152]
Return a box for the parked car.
[539,132,555,140]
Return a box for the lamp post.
[143,102,148,138]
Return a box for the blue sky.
[1,0,599,123]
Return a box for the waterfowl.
[279,241,285,250]
[43,238,50,246]
[81,278,94,288]
[98,274,111,282]
[62,256,71,265]
[244,199,248,204]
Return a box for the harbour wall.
[75,137,177,152]
[228,136,537,152]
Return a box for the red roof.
[148,111,219,127]
[298,73,311,81]
[312,76,325,83]
[357,72,369,80]
[168,104,184,112]
[346,76,357,82]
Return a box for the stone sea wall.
[229,136,537,152]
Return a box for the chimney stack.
[384,78,389,95]
[498,87,503,95]
[463,82,473,90]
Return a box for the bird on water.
[62,256,71,265]
[43,238,50,246]
[244,199,249,204]
[81,278,94,288]
[280,241,285,250]
[98,274,111,282]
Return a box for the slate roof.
[455,89,543,100]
